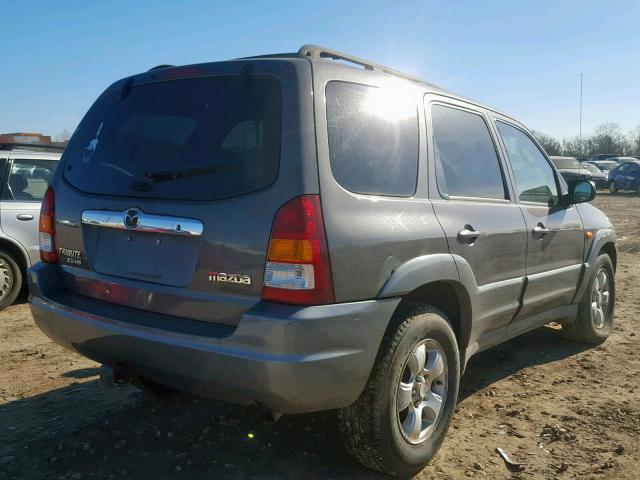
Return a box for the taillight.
[262,195,334,305]
[39,186,57,263]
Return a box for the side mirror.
[566,180,596,204]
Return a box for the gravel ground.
[1,191,638,479]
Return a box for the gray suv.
[29,45,616,476]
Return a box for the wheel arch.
[573,229,617,303]
[0,236,30,282]
[400,280,473,350]
[599,242,617,271]
[377,253,474,351]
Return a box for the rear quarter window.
[62,75,281,201]
[2,159,58,201]
[325,81,419,197]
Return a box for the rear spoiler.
[0,142,65,152]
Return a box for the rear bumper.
[28,263,398,414]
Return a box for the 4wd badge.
[208,271,252,286]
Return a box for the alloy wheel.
[396,339,448,444]
[591,268,611,329]
[0,259,13,300]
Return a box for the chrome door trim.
[81,209,203,236]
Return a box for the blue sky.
[1,0,638,139]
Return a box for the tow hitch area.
[99,364,133,388]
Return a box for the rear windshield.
[63,75,281,201]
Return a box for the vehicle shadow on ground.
[1,324,590,480]
[13,287,29,306]
[459,324,589,401]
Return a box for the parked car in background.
[586,160,619,179]
[608,160,640,194]
[28,45,617,477]
[580,162,609,189]
[550,156,608,189]
[607,156,640,164]
[589,153,619,162]
[0,145,61,309]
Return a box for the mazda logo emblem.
[124,208,140,229]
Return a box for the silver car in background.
[550,156,608,189]
[0,146,60,309]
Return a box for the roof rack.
[0,142,65,152]
[148,64,174,71]
[297,44,429,85]
[239,45,431,86]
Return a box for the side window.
[2,159,58,201]
[431,104,506,199]
[496,121,559,205]
[325,81,419,196]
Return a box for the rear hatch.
[52,59,315,327]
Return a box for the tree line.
[532,123,640,158]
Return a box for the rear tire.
[0,250,22,311]
[337,303,460,477]
[563,253,615,344]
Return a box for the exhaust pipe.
[99,364,132,387]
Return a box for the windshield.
[62,75,281,201]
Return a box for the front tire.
[337,303,460,477]
[563,253,615,344]
[609,181,618,193]
[0,251,22,310]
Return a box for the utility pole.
[579,73,583,154]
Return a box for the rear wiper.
[145,164,237,183]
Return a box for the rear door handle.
[457,225,480,244]
[16,214,34,221]
[532,223,551,237]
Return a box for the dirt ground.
[1,192,638,480]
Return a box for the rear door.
[425,96,527,342]
[0,155,58,265]
[494,120,584,320]
[52,60,316,327]
[614,163,629,189]
[610,164,626,188]
[622,163,640,189]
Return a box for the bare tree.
[532,130,562,155]
[55,129,73,143]
[590,123,626,155]
[560,136,585,157]
[627,125,640,157]
[532,123,639,158]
